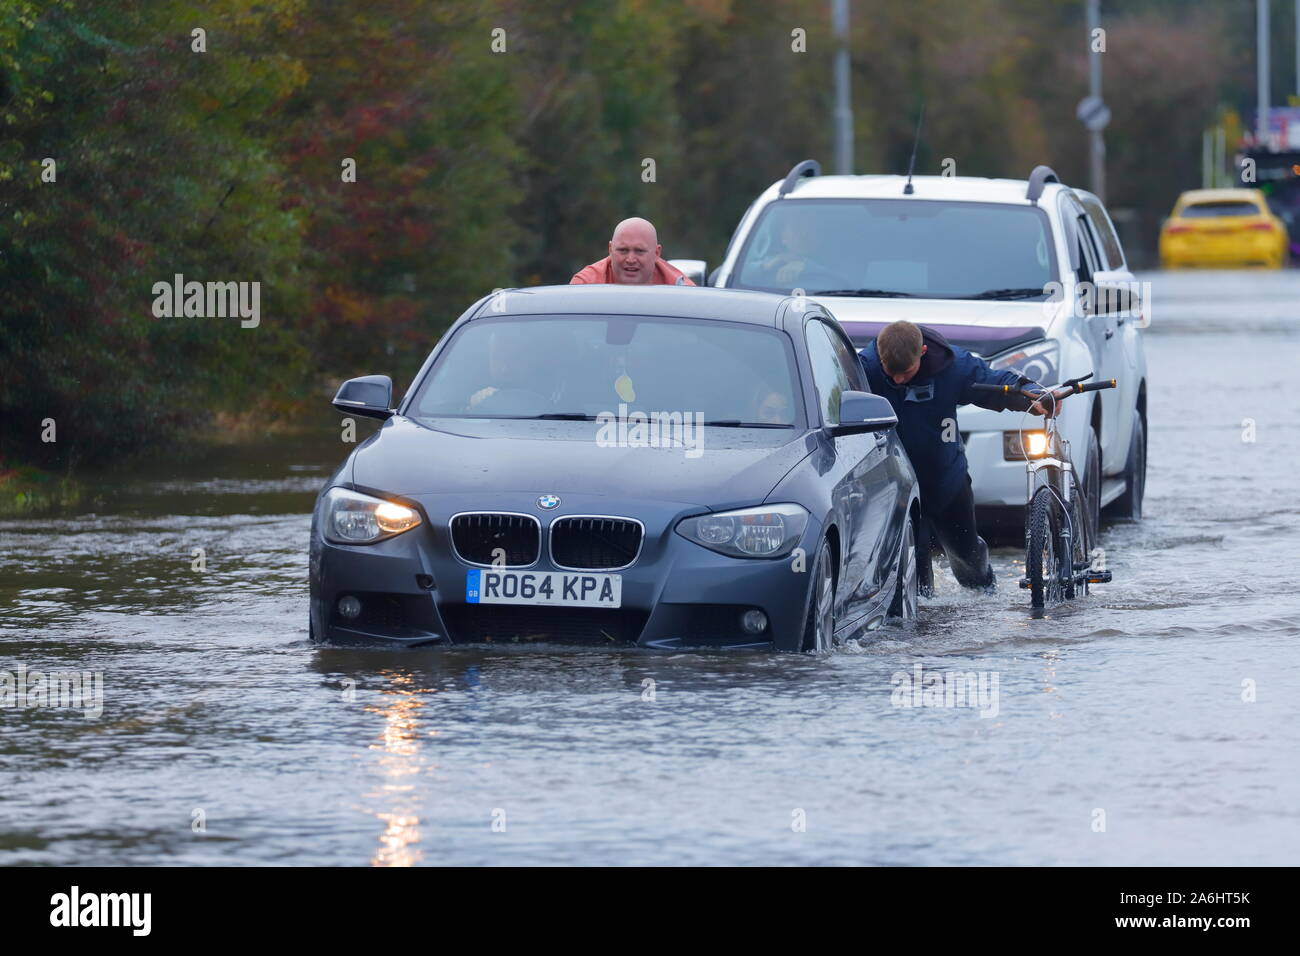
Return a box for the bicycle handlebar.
[970,374,1117,402]
[1071,379,1118,394]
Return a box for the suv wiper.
[531,412,598,420]
[701,420,793,428]
[968,287,1048,300]
[810,288,917,298]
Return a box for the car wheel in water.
[888,517,918,620]
[800,539,836,652]
[1104,415,1145,521]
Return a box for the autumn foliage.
[0,0,1250,468]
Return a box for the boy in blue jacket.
[858,320,1062,591]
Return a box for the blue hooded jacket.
[858,325,1038,510]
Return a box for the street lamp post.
[831,0,853,175]
[1258,0,1270,146]
[1076,0,1109,202]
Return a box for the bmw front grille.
[450,512,541,567]
[548,516,644,571]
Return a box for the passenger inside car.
[750,379,794,425]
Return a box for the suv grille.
[549,516,643,570]
[450,513,540,566]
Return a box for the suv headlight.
[676,503,810,558]
[989,339,1059,387]
[1003,429,1050,460]
[323,487,422,544]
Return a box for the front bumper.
[310,491,821,651]
[958,399,1097,509]
[962,429,1031,507]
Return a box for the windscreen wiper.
[441,412,599,421]
[967,287,1048,300]
[811,288,917,298]
[700,420,793,428]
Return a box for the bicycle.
[971,373,1118,608]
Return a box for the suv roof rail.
[778,159,821,197]
[1026,165,1060,204]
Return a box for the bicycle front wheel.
[1026,486,1064,608]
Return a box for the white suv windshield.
[730,199,1058,300]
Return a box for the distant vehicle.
[310,284,921,652]
[1159,188,1289,270]
[671,161,1148,542]
[1237,139,1300,259]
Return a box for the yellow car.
[1160,188,1289,269]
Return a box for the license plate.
[465,569,622,608]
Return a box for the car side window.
[1059,194,1090,285]
[804,319,852,425]
[822,317,868,392]
[1078,215,1105,272]
[1081,196,1124,269]
[1072,213,1101,289]
[1073,236,1090,285]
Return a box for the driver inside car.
[758,218,821,287]
[467,328,558,413]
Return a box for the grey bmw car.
[309,284,920,652]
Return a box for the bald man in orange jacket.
[571,217,696,286]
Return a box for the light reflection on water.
[366,677,426,868]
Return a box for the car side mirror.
[831,391,897,435]
[666,258,706,285]
[332,375,395,420]
[1091,282,1140,317]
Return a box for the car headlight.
[676,503,810,558]
[989,339,1059,387]
[323,487,422,544]
[1003,430,1050,460]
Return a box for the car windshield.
[1179,200,1262,218]
[730,198,1058,300]
[409,314,802,426]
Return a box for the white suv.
[672,161,1148,536]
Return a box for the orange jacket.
[569,256,696,285]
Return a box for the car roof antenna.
[903,102,925,195]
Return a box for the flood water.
[3,270,1298,865]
